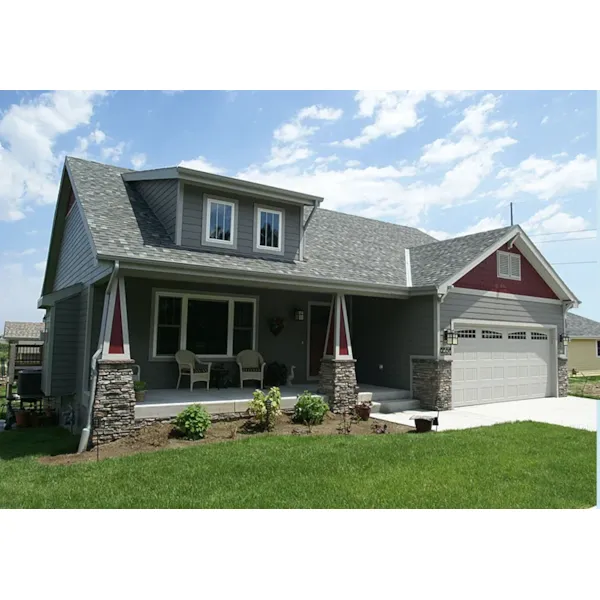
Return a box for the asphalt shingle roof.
[408,227,514,287]
[67,157,438,289]
[3,321,44,341]
[566,312,600,338]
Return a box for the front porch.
[135,383,411,420]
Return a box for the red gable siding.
[454,243,559,299]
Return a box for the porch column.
[94,275,135,444]
[318,294,358,413]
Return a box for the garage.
[452,324,555,407]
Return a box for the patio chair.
[236,349,265,389]
[175,350,212,391]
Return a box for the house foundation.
[412,357,452,410]
[318,357,359,413]
[93,359,136,444]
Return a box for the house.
[38,157,580,446]
[566,312,600,375]
[2,321,45,385]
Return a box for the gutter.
[77,260,119,453]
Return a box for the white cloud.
[452,93,515,137]
[179,156,226,174]
[35,260,47,272]
[2,248,36,257]
[0,262,45,325]
[131,153,147,170]
[429,90,474,105]
[420,135,484,165]
[273,122,316,144]
[521,203,590,239]
[297,105,343,121]
[419,215,507,241]
[496,153,596,200]
[540,116,549,125]
[0,90,106,221]
[25,230,37,235]
[314,155,339,165]
[101,141,125,163]
[345,160,361,168]
[263,146,313,169]
[75,127,107,155]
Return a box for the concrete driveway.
[372,396,597,432]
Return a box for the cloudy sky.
[0,90,596,328]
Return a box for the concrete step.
[378,399,420,414]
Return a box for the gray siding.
[352,295,434,389]
[50,293,80,396]
[89,283,107,360]
[181,184,301,261]
[53,202,111,291]
[125,277,328,389]
[132,180,178,240]
[441,292,564,334]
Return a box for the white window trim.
[497,250,521,281]
[203,196,237,248]
[151,290,258,360]
[254,204,285,255]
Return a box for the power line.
[528,228,597,237]
[551,261,598,265]
[536,236,597,244]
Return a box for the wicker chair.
[236,349,265,389]
[175,350,211,391]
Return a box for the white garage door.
[452,325,554,407]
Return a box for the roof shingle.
[3,321,44,341]
[566,313,600,338]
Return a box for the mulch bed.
[40,412,411,465]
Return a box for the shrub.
[293,391,329,426]
[248,387,282,429]
[174,404,211,440]
[133,380,147,392]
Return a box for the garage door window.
[508,331,527,340]
[531,332,548,340]
[457,329,476,338]
[482,330,503,339]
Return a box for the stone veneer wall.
[557,357,568,397]
[93,359,136,444]
[412,358,452,410]
[318,358,359,413]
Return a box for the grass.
[0,422,595,508]
[569,375,600,399]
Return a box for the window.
[155,296,182,356]
[497,250,521,280]
[531,332,548,341]
[508,331,527,340]
[255,206,284,252]
[596,340,600,358]
[482,330,503,339]
[457,329,476,338]
[152,292,256,358]
[204,197,235,246]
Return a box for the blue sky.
[0,90,597,328]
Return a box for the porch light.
[444,329,459,346]
[294,309,305,322]
[560,334,570,346]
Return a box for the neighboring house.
[2,321,45,384]
[38,157,580,443]
[566,312,600,374]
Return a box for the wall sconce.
[444,329,458,345]
[294,309,305,322]
[560,334,570,346]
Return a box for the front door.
[308,304,331,379]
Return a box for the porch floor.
[135,384,409,420]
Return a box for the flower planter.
[135,391,146,403]
[414,418,433,433]
[355,404,371,421]
[15,410,30,428]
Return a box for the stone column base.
[318,358,358,414]
[558,357,568,397]
[93,359,136,444]
[412,358,452,410]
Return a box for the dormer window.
[255,205,284,254]
[203,196,237,248]
[497,250,521,281]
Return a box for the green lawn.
[0,422,595,508]
[569,375,600,399]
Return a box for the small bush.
[248,387,282,429]
[293,391,329,426]
[134,380,147,392]
[174,404,211,440]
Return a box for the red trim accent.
[339,305,349,355]
[454,243,558,299]
[326,304,334,355]
[109,287,124,354]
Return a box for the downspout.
[77,261,120,453]
[303,199,320,232]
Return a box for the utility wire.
[551,261,598,265]
[536,236,597,244]
[528,228,597,237]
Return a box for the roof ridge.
[409,225,515,250]
[66,155,133,173]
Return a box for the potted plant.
[134,381,147,402]
[355,401,371,421]
[15,409,30,428]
